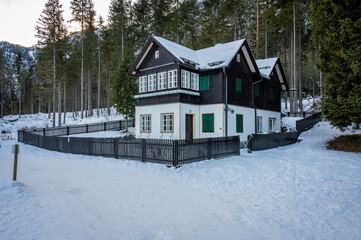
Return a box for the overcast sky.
[0,0,111,47]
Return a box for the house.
[128,36,288,141]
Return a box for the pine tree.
[132,0,151,50]
[70,0,90,119]
[112,53,137,131]
[310,0,361,129]
[0,48,6,117]
[36,0,66,126]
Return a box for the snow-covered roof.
[153,36,246,70]
[255,58,278,79]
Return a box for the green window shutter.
[255,84,260,97]
[199,75,209,91]
[270,88,274,100]
[202,114,214,132]
[236,115,243,132]
[236,77,242,92]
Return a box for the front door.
[185,114,193,139]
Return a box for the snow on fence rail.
[248,112,322,152]
[18,120,240,166]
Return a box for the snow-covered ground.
[282,95,320,113]
[1,122,361,240]
[0,108,123,141]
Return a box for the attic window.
[237,54,240,62]
[207,61,224,67]
[180,57,197,67]
[155,50,159,59]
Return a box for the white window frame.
[191,72,199,90]
[237,53,240,62]
[161,113,174,133]
[268,118,277,133]
[168,70,177,88]
[139,76,147,93]
[148,74,156,91]
[140,115,151,133]
[256,116,263,133]
[181,70,190,89]
[157,72,167,90]
[155,50,159,59]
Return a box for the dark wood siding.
[226,49,259,108]
[138,93,199,106]
[139,43,175,70]
[198,69,224,104]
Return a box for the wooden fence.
[18,120,240,166]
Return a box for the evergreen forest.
[0,0,360,129]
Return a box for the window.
[158,72,167,90]
[181,70,190,89]
[236,77,242,93]
[148,74,156,91]
[168,70,177,88]
[268,118,276,133]
[270,88,274,101]
[139,76,147,93]
[191,72,199,90]
[140,115,151,133]
[199,75,209,91]
[257,116,263,133]
[255,83,260,97]
[236,114,243,133]
[155,50,159,59]
[161,113,173,133]
[237,54,240,62]
[202,113,214,132]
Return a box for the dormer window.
[237,54,240,62]
[155,50,159,59]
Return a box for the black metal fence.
[18,120,240,166]
[248,112,321,152]
[29,120,133,137]
[296,112,322,132]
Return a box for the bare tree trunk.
[58,81,61,127]
[319,45,323,98]
[1,75,3,117]
[265,20,267,59]
[88,67,92,117]
[30,77,33,114]
[38,92,42,113]
[97,47,101,117]
[18,84,21,118]
[106,69,111,115]
[63,83,66,124]
[256,0,259,59]
[48,96,51,120]
[284,45,288,110]
[290,29,294,114]
[81,26,84,119]
[298,25,303,113]
[293,0,297,113]
[53,44,56,127]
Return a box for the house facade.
[128,36,288,141]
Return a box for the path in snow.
[0,122,360,240]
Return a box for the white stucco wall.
[226,104,281,141]
[136,103,281,140]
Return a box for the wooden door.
[185,114,193,139]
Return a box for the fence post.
[207,138,212,159]
[120,120,122,130]
[67,126,70,135]
[86,124,88,133]
[141,139,146,162]
[13,144,19,181]
[104,122,106,131]
[236,136,240,155]
[172,140,179,167]
[43,128,46,136]
[114,138,118,159]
